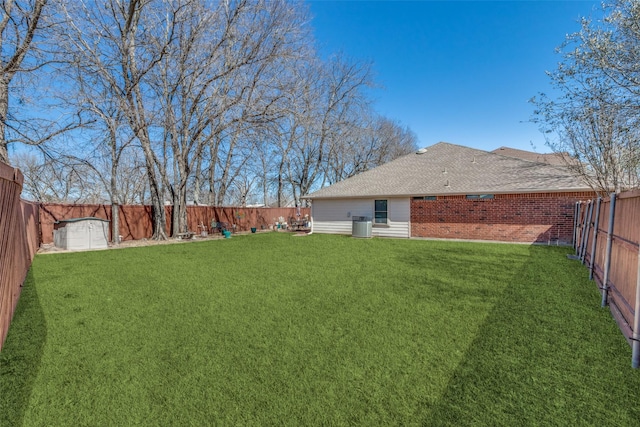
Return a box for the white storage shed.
[53,217,110,250]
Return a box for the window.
[466,194,494,200]
[413,196,436,201]
[374,199,388,224]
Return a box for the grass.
[1,233,639,426]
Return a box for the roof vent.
[416,148,428,154]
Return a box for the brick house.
[304,142,594,244]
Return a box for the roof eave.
[303,186,594,200]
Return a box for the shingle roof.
[305,142,591,199]
[490,146,570,166]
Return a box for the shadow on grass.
[0,268,47,426]
[396,242,529,303]
[422,246,640,426]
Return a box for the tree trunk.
[0,79,9,163]
[142,153,167,240]
[193,155,203,205]
[149,182,167,240]
[110,137,120,245]
[263,176,268,206]
[208,142,218,205]
[112,203,120,245]
[170,187,188,236]
[171,191,180,237]
[277,159,285,207]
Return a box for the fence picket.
[580,200,593,263]
[573,202,580,250]
[589,197,601,280]
[601,193,616,308]
[573,191,640,367]
[0,163,40,350]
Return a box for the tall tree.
[0,0,46,163]
[201,0,311,209]
[59,0,180,239]
[14,151,105,202]
[13,0,421,211]
[532,0,640,194]
[55,55,141,244]
[286,55,373,205]
[324,115,418,184]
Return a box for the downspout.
[307,201,314,235]
[303,197,313,235]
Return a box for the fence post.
[580,200,593,264]
[601,193,616,308]
[589,197,601,280]
[633,244,640,368]
[573,202,580,251]
[579,201,589,256]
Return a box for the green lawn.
[1,233,639,426]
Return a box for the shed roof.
[55,217,110,224]
[305,142,590,199]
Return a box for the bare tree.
[0,0,85,164]
[0,0,46,163]
[533,89,639,194]
[59,0,181,239]
[14,151,105,202]
[55,57,142,244]
[150,0,310,232]
[11,0,423,216]
[324,115,418,184]
[196,1,312,209]
[0,0,45,163]
[286,55,373,205]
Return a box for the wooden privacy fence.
[0,162,40,351]
[573,190,640,368]
[39,203,309,244]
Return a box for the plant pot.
[223,230,231,238]
[251,227,257,233]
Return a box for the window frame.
[374,199,388,225]
[466,194,494,200]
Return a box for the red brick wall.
[411,192,596,244]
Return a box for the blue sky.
[308,0,602,153]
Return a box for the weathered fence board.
[574,190,640,367]
[0,163,40,350]
[39,203,309,244]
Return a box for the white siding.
[374,198,410,238]
[311,198,410,238]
